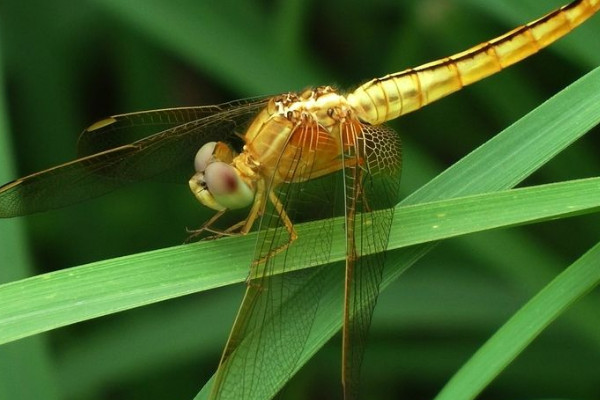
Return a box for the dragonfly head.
[189,142,255,211]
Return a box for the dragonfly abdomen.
[348,0,600,125]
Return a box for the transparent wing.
[209,123,345,399]
[0,98,269,218]
[341,124,402,400]
[207,121,401,400]
[77,97,268,156]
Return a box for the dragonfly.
[0,1,598,399]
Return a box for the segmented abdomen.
[348,0,600,125]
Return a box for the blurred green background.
[1,0,599,399]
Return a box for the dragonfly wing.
[341,124,402,400]
[209,124,345,399]
[0,99,268,217]
[77,97,269,156]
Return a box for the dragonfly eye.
[204,162,254,210]
[194,141,217,173]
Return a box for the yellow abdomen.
[348,0,600,125]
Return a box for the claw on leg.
[186,215,251,242]
[185,209,227,242]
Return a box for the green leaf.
[434,240,600,400]
[1,176,599,346]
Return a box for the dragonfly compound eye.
[194,141,217,173]
[204,162,255,210]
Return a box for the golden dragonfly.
[0,1,598,399]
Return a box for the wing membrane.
[77,97,267,156]
[342,124,402,400]
[209,124,344,399]
[0,98,268,218]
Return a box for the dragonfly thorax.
[188,86,361,213]
[272,86,355,130]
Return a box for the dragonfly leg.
[250,189,298,268]
[187,178,267,242]
[201,220,246,238]
[186,211,256,241]
[185,209,228,242]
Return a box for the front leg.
[186,179,267,242]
